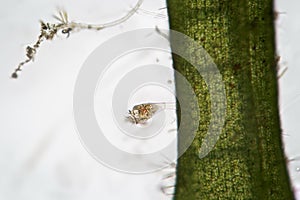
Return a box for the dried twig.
[11,0,144,78]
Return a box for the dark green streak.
[167,0,294,199]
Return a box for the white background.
[275,0,300,198]
[0,0,175,200]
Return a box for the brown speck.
[11,72,18,79]
[233,63,242,71]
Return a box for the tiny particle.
[127,103,159,124]
[167,80,172,84]
[11,73,18,79]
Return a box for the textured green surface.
[167,0,294,199]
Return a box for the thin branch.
[11,0,144,79]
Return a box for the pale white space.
[0,0,175,200]
[275,0,300,199]
[94,49,176,155]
